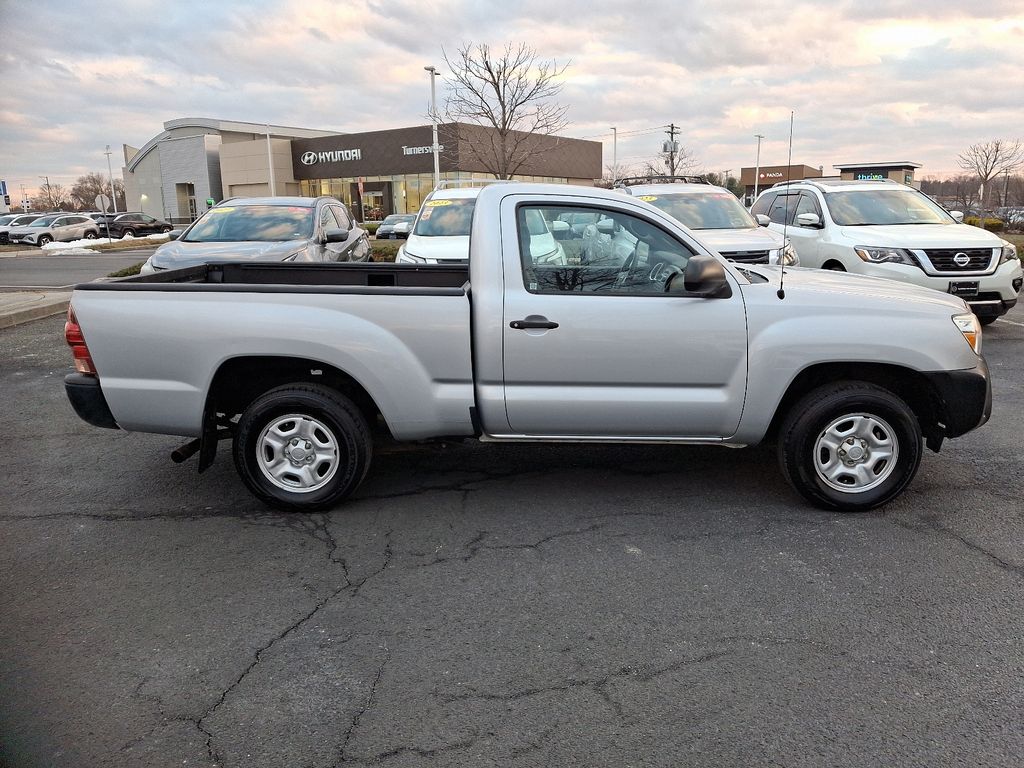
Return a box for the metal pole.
[753,134,765,204]
[610,127,617,183]
[104,144,118,214]
[265,125,277,196]
[425,66,440,188]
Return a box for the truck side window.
[794,193,822,220]
[750,192,776,217]
[516,205,694,295]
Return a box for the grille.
[922,248,993,271]
[722,250,770,264]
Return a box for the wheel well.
[765,362,941,445]
[822,259,846,270]
[206,356,386,434]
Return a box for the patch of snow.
[41,232,170,251]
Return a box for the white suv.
[752,179,1022,324]
[615,176,798,267]
[397,182,566,266]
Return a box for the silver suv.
[8,213,100,246]
[141,196,370,274]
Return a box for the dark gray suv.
[140,196,371,274]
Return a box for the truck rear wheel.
[233,384,372,511]
[778,382,922,511]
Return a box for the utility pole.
[753,133,765,205]
[38,175,51,209]
[664,123,679,175]
[104,144,119,213]
[1003,168,1011,208]
[610,127,617,183]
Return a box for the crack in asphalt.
[334,642,392,766]
[416,523,607,569]
[189,529,393,766]
[890,514,1023,577]
[440,648,736,706]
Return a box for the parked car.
[105,212,173,238]
[140,196,370,274]
[615,176,799,266]
[396,182,568,265]
[66,183,990,513]
[751,179,1022,324]
[0,213,44,243]
[375,213,416,239]
[8,213,99,246]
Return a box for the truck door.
[499,198,748,439]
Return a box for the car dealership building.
[124,118,602,223]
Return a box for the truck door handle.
[510,317,559,330]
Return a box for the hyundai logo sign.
[300,148,362,165]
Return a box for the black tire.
[977,315,999,326]
[38,235,53,246]
[83,230,97,239]
[233,384,372,511]
[123,228,136,238]
[777,382,922,512]
[161,226,172,233]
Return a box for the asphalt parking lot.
[1,305,1023,767]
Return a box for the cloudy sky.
[2,0,1022,198]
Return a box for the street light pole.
[753,134,765,205]
[265,125,277,196]
[104,144,118,214]
[424,65,440,189]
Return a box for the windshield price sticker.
[210,207,235,214]
[425,199,453,207]
[420,208,434,220]
[638,195,659,202]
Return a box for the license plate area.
[949,281,979,298]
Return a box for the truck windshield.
[184,205,314,242]
[825,190,953,226]
[643,192,757,230]
[413,198,475,236]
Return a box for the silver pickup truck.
[64,183,991,512]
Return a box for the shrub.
[964,216,1004,232]
[361,221,382,235]
[371,241,400,262]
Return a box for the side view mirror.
[324,227,350,243]
[950,210,965,223]
[755,214,771,227]
[167,230,183,241]
[667,255,732,299]
[795,212,821,227]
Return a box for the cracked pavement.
[2,308,1023,767]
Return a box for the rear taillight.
[64,306,97,375]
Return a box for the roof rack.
[615,175,709,188]
[432,179,514,191]
[769,178,900,191]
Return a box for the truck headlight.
[855,246,916,265]
[999,241,1018,264]
[952,312,981,355]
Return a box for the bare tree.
[443,42,570,179]
[957,139,1024,207]
[34,180,69,211]
[70,171,125,211]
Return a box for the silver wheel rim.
[813,412,899,494]
[256,413,340,494]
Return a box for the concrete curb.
[0,292,71,330]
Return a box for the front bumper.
[65,373,119,429]
[922,357,991,440]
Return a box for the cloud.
[1,0,1022,195]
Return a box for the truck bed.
[77,262,470,293]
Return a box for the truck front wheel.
[233,384,372,511]
[778,382,922,511]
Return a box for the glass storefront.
[299,171,568,221]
